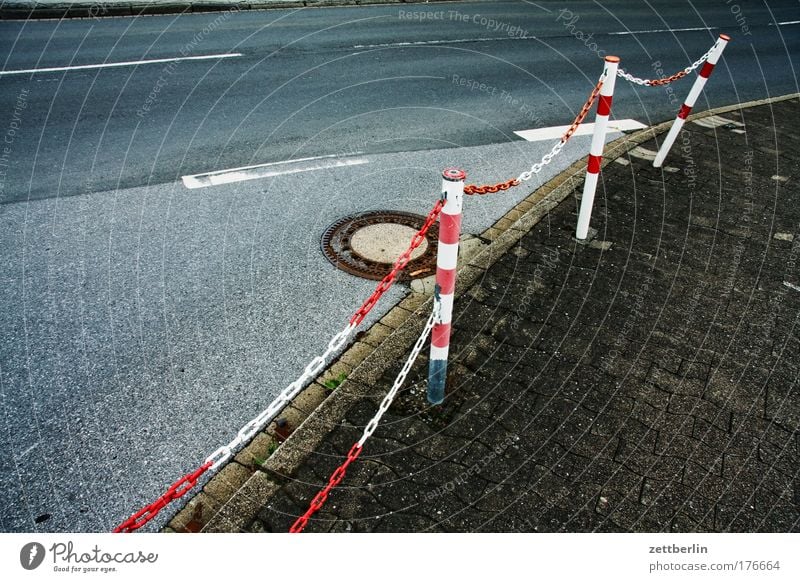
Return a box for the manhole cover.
[321,210,439,281]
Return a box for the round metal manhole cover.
[321,210,439,281]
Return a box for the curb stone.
[162,92,800,533]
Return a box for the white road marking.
[783,281,800,292]
[514,119,646,142]
[0,53,243,76]
[628,146,658,161]
[525,2,553,13]
[691,115,744,128]
[608,26,718,35]
[182,154,369,189]
[355,20,799,50]
[353,36,537,49]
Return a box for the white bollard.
[427,168,465,405]
[576,55,620,240]
[653,34,731,168]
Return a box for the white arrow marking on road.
[182,154,369,189]
[0,53,243,76]
[514,119,647,142]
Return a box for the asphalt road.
[0,0,798,532]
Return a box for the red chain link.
[646,70,688,86]
[289,442,363,533]
[561,77,604,143]
[350,199,445,326]
[463,178,519,196]
[114,462,212,533]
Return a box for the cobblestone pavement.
[251,99,800,533]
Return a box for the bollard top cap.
[604,55,620,63]
[719,33,731,41]
[442,168,467,181]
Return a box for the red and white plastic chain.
[617,39,718,87]
[516,71,606,183]
[114,198,445,533]
[290,299,441,533]
[464,72,606,192]
[350,199,444,326]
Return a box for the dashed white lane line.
[353,20,798,50]
[609,26,717,35]
[181,154,369,189]
[0,53,243,76]
[353,36,536,49]
[514,119,647,142]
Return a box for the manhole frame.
[320,210,439,281]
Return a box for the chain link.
[289,442,363,533]
[617,40,717,87]
[290,302,439,533]
[114,462,212,533]
[464,178,519,196]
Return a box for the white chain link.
[617,40,718,86]
[516,69,610,183]
[357,301,439,447]
[516,139,566,182]
[204,322,356,470]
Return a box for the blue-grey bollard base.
[427,359,447,404]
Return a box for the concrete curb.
[163,91,799,533]
[0,0,477,20]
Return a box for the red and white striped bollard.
[427,168,465,405]
[576,55,620,240]
[653,34,731,168]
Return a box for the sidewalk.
[0,0,460,20]
[201,95,799,533]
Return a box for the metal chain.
[617,40,717,86]
[290,302,439,533]
[517,73,605,183]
